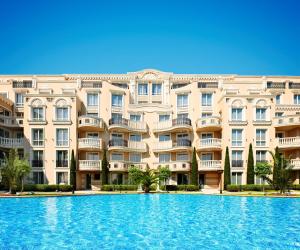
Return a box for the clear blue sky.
[0,0,299,75]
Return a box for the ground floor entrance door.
[199,174,205,189]
[86,174,92,190]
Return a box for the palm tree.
[158,166,171,190]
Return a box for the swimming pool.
[0,194,299,249]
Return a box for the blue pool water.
[0,194,300,249]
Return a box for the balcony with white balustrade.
[108,139,147,153]
[276,136,300,150]
[0,137,24,149]
[291,159,300,170]
[0,115,23,127]
[274,115,300,130]
[198,138,222,151]
[78,116,105,131]
[196,116,222,132]
[78,160,102,171]
[108,118,147,133]
[78,138,103,151]
[198,160,222,171]
[153,161,190,172]
[152,139,192,153]
[153,118,192,133]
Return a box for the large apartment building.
[0,69,300,190]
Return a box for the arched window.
[54,99,70,121]
[30,99,45,121]
[231,99,245,121]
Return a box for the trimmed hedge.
[101,185,138,191]
[163,185,199,191]
[23,184,73,192]
[227,184,272,192]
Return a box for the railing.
[81,82,102,88]
[109,139,128,147]
[196,117,221,128]
[291,159,300,169]
[274,115,300,126]
[199,138,222,148]
[108,139,147,151]
[0,115,20,127]
[78,160,101,171]
[153,161,190,171]
[109,161,128,171]
[56,160,68,168]
[276,137,300,148]
[31,160,43,168]
[266,82,285,89]
[128,141,147,151]
[108,118,147,131]
[12,80,33,88]
[0,137,23,148]
[289,82,300,89]
[78,116,104,129]
[153,118,192,131]
[153,139,191,151]
[232,160,244,168]
[198,160,222,170]
[78,138,102,149]
[198,82,218,88]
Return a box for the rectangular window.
[275,95,281,104]
[112,94,123,107]
[32,129,44,146]
[232,129,243,146]
[231,108,243,121]
[111,113,122,121]
[87,152,99,160]
[32,107,44,121]
[56,172,68,184]
[201,113,212,117]
[138,84,148,95]
[177,113,188,119]
[129,153,141,162]
[177,94,188,108]
[111,153,123,161]
[56,150,68,167]
[111,173,123,184]
[130,114,141,122]
[201,153,212,161]
[15,93,24,107]
[159,153,170,163]
[87,93,98,106]
[201,93,212,106]
[275,112,283,117]
[177,173,189,185]
[232,151,243,167]
[56,107,69,121]
[33,172,44,184]
[177,153,188,161]
[32,150,43,168]
[130,134,141,142]
[159,134,170,142]
[231,173,242,185]
[56,129,68,146]
[256,108,266,121]
[159,114,170,122]
[256,150,267,163]
[294,94,300,105]
[256,129,267,146]
[152,83,162,95]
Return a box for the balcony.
[274,115,300,130]
[266,81,285,89]
[276,137,300,149]
[78,160,101,171]
[198,138,222,151]
[231,160,244,168]
[108,118,147,133]
[153,118,192,133]
[56,160,68,168]
[12,80,33,88]
[0,137,23,148]
[152,139,192,152]
[108,161,147,171]
[0,115,22,127]
[78,116,105,131]
[108,139,147,152]
[153,161,190,171]
[78,138,103,151]
[31,160,43,168]
[291,159,300,170]
[196,117,221,132]
[198,160,222,171]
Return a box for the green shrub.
[177,185,199,191]
[23,184,72,192]
[165,185,178,191]
[227,185,242,192]
[101,185,138,191]
[227,184,272,192]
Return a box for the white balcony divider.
[198,160,222,169]
[277,136,300,147]
[0,137,23,148]
[199,138,221,148]
[78,138,102,148]
[79,160,101,170]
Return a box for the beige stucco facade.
[0,69,300,190]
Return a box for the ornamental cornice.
[65,74,132,81]
[275,105,300,111]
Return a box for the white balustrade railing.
[78,116,104,129]
[128,120,147,131]
[78,160,101,171]
[276,137,300,147]
[291,159,300,169]
[153,161,190,171]
[128,141,147,151]
[78,138,102,149]
[198,160,222,170]
[0,137,24,148]
[196,117,221,128]
[199,138,222,148]
[152,141,173,151]
[274,115,300,126]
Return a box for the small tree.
[255,162,272,193]
[272,147,281,191]
[70,150,76,191]
[128,166,158,193]
[1,149,31,194]
[224,146,231,190]
[158,166,171,190]
[190,147,199,186]
[246,143,254,184]
[101,149,109,185]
